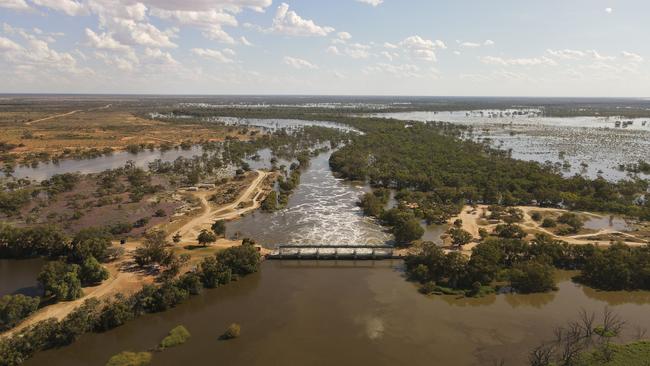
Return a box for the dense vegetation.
[406,230,650,296]
[0,242,260,365]
[0,295,39,331]
[330,119,650,221]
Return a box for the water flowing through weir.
[226,151,391,247]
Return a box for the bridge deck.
[266,245,401,260]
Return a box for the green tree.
[197,229,217,247]
[79,256,109,285]
[37,261,83,301]
[393,218,424,246]
[509,261,556,293]
[199,257,232,288]
[134,230,174,268]
[449,227,472,247]
[0,294,40,331]
[211,220,226,237]
[215,244,261,277]
[70,227,112,263]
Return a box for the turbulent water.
[227,151,390,246]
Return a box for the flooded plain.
[25,263,650,366]
[371,110,650,181]
[10,146,204,181]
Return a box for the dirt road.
[173,170,270,244]
[25,104,112,125]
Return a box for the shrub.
[541,218,557,228]
[0,294,40,331]
[37,261,83,302]
[106,351,152,366]
[159,325,191,349]
[220,323,240,340]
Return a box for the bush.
[79,256,109,285]
[541,218,557,228]
[106,351,152,366]
[531,212,542,221]
[37,261,83,302]
[200,257,232,288]
[215,244,260,277]
[509,261,556,293]
[393,218,424,246]
[220,323,240,340]
[159,325,191,349]
[0,294,40,331]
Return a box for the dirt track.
[24,104,111,125]
[172,170,270,244]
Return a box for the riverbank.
[443,205,648,256]
[20,261,650,366]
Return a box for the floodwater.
[11,146,204,181]
[26,263,650,366]
[370,110,650,181]
[226,151,390,246]
[0,258,45,297]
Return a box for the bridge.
[266,245,401,260]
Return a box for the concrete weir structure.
[266,245,400,260]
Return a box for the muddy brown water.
[0,258,45,297]
[24,263,650,366]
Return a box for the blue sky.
[0,0,648,96]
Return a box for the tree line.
[0,242,261,366]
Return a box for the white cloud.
[356,0,383,6]
[283,56,318,69]
[0,36,22,50]
[0,0,30,10]
[191,47,235,63]
[363,63,438,79]
[326,45,341,55]
[621,51,643,62]
[605,7,613,14]
[398,35,446,62]
[383,42,398,49]
[484,40,495,46]
[546,49,586,59]
[270,3,334,37]
[460,42,481,48]
[337,31,352,41]
[102,17,178,48]
[239,36,252,46]
[31,0,86,16]
[481,55,557,66]
[149,8,238,43]
[85,28,130,51]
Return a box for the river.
[0,258,45,297]
[25,264,650,366]
[226,151,389,246]
[7,117,650,365]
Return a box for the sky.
[0,0,649,96]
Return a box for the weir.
[266,245,400,260]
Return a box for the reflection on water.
[226,151,391,246]
[27,261,650,366]
[0,258,45,297]
[583,215,632,231]
[11,146,204,181]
